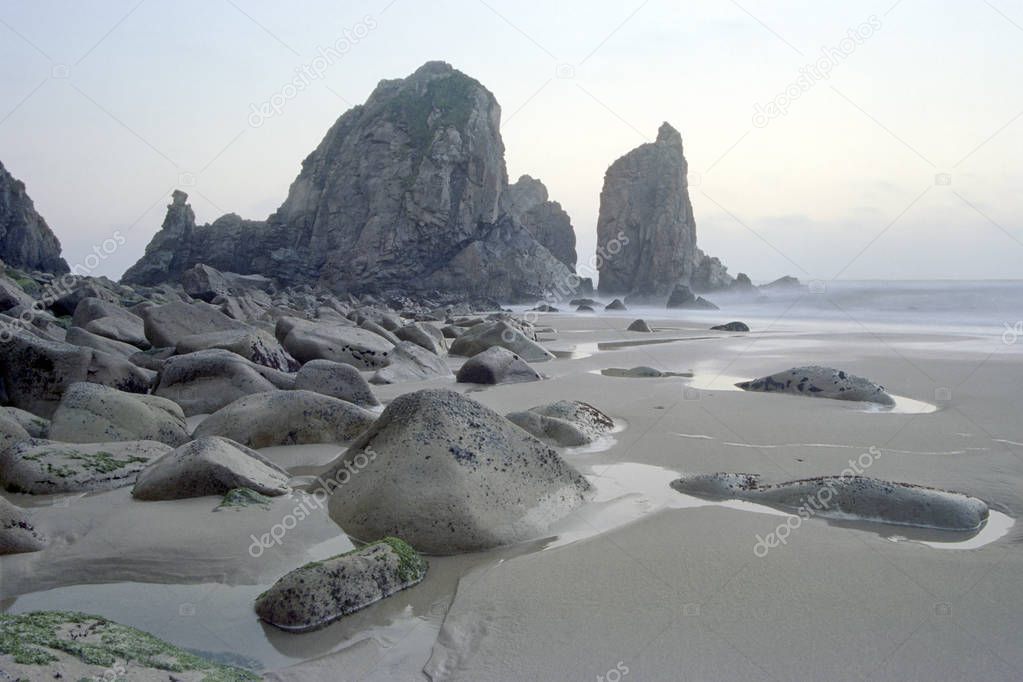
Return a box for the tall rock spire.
[595,122,730,298]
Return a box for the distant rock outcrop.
[503,175,577,270]
[122,62,580,302]
[595,123,731,300]
[0,161,69,274]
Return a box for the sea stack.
[595,122,730,300]
[122,62,580,303]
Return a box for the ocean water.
[546,280,1023,337]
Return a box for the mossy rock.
[255,537,428,632]
[216,487,273,511]
[0,611,260,680]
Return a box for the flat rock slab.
[132,436,291,501]
[670,473,990,531]
[49,382,190,447]
[255,538,427,632]
[194,390,376,448]
[736,366,895,406]
[326,389,593,554]
[0,439,171,494]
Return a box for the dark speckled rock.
[326,389,593,554]
[506,400,614,447]
[736,366,895,406]
[671,473,989,531]
[255,538,427,632]
[456,346,542,385]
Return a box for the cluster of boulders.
[0,261,625,638]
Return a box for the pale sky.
[1,0,1021,283]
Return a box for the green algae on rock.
[255,537,428,633]
[0,611,259,681]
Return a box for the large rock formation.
[503,175,577,270]
[0,161,69,274]
[595,123,731,299]
[122,62,579,302]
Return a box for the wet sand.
[3,310,1022,680]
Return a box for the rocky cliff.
[502,175,577,271]
[595,123,730,299]
[122,62,578,302]
[0,161,69,274]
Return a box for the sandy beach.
[3,294,1021,681]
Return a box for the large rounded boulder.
[448,320,553,362]
[154,349,293,416]
[132,436,291,501]
[194,390,376,448]
[326,389,593,554]
[49,382,190,447]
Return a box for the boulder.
[65,326,140,358]
[175,328,298,372]
[506,401,614,447]
[154,349,293,416]
[736,366,895,406]
[181,263,232,302]
[295,360,380,407]
[49,382,190,447]
[440,324,463,339]
[576,305,595,312]
[72,299,145,334]
[0,496,47,554]
[604,298,627,311]
[711,321,750,332]
[0,411,30,453]
[359,319,400,345]
[132,436,291,501]
[627,319,652,332]
[395,322,445,355]
[0,406,49,438]
[666,283,719,309]
[369,341,453,385]
[0,331,152,418]
[601,366,669,378]
[49,281,121,317]
[194,390,376,448]
[255,538,428,632]
[455,347,542,385]
[0,439,171,493]
[448,320,553,362]
[142,300,249,348]
[671,473,989,531]
[0,275,36,313]
[325,389,593,554]
[277,317,393,370]
[83,315,150,349]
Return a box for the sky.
[1,0,1021,283]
